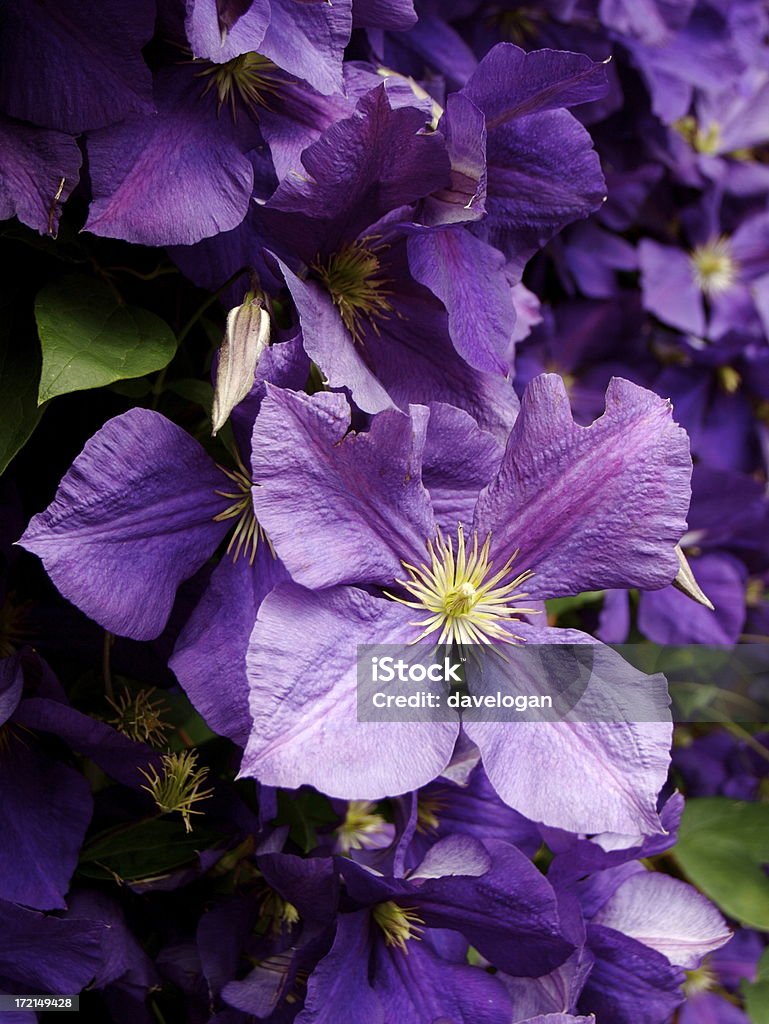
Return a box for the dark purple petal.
[424,93,487,227]
[250,386,435,588]
[0,899,105,993]
[0,653,22,727]
[241,583,459,797]
[474,375,692,599]
[463,44,609,129]
[579,925,685,1024]
[408,229,515,374]
[352,0,417,30]
[19,409,229,641]
[0,0,154,133]
[0,734,92,910]
[170,545,289,747]
[84,68,255,247]
[599,0,695,44]
[279,262,395,416]
[184,0,271,63]
[259,0,351,96]
[0,117,81,236]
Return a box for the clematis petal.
[464,624,673,836]
[0,0,154,134]
[420,403,504,533]
[84,67,256,247]
[592,872,731,969]
[170,546,289,747]
[240,583,459,797]
[462,44,609,129]
[250,386,435,588]
[0,899,106,994]
[19,409,229,641]
[474,374,691,599]
[0,116,81,236]
[638,240,705,336]
[408,228,516,374]
[259,0,352,96]
[0,738,91,911]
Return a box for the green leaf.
[78,818,220,884]
[744,954,769,1024]
[0,312,44,474]
[545,591,604,618]
[35,275,177,403]
[672,798,769,929]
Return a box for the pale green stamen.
[312,238,395,343]
[336,800,391,854]
[139,750,213,833]
[214,459,269,565]
[387,524,538,645]
[689,236,738,295]
[196,53,282,119]
[107,687,170,747]
[372,902,424,953]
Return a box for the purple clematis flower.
[183,0,352,96]
[258,83,520,436]
[299,834,572,1024]
[240,372,692,834]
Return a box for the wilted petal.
[212,295,271,435]
[19,409,229,640]
[474,375,691,599]
[240,583,459,797]
[0,116,81,236]
[250,386,435,588]
[592,872,730,969]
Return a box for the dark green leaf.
[35,275,177,403]
[672,798,769,929]
[79,818,221,884]
[0,315,44,474]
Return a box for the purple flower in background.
[239,373,691,834]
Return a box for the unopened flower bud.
[212,291,270,435]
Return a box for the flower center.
[107,687,170,747]
[387,524,537,645]
[673,116,722,155]
[335,800,392,855]
[139,750,213,833]
[372,902,424,953]
[312,238,395,343]
[261,890,300,935]
[196,52,282,118]
[683,962,718,996]
[214,459,269,564]
[689,236,738,295]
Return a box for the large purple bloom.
[240,373,691,834]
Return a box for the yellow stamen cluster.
[372,902,424,953]
[689,236,738,295]
[196,53,282,118]
[261,890,301,935]
[335,800,390,854]
[416,794,446,835]
[673,116,722,155]
[214,459,267,565]
[139,750,213,833]
[388,524,537,645]
[312,238,395,343]
[107,687,171,747]
[683,962,718,996]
